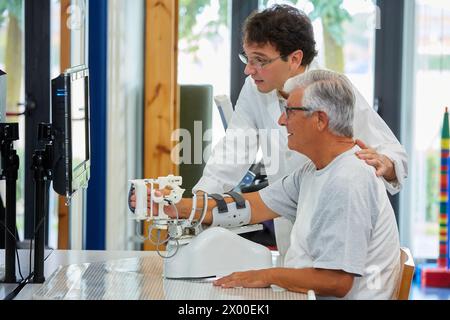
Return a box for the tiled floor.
[410,282,450,300]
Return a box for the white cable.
[157,238,179,259]
[198,193,209,225]
[135,222,147,242]
[187,193,198,223]
[191,192,208,228]
[175,204,180,221]
[147,224,169,246]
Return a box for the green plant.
[0,0,22,23]
[309,0,350,46]
[259,0,351,72]
[426,150,439,223]
[1,1,24,236]
[179,0,228,58]
[0,0,23,113]
[309,0,351,72]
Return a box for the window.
[259,0,377,106]
[0,0,25,240]
[106,0,145,250]
[407,0,450,259]
[69,0,87,67]
[178,0,231,147]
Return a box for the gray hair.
[295,70,355,137]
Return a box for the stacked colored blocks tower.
[438,107,449,269]
[422,107,450,288]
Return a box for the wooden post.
[144,0,179,250]
[57,0,71,250]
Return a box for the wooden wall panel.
[57,0,71,250]
[144,0,179,250]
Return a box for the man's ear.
[290,50,304,69]
[316,111,329,132]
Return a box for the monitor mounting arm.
[30,123,54,283]
[0,122,20,284]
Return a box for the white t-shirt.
[259,146,401,300]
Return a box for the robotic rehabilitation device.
[128,175,272,279]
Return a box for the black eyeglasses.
[239,52,286,70]
[283,106,313,118]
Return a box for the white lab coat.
[193,61,408,258]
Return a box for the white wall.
[106,0,144,250]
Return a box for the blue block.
[414,263,437,285]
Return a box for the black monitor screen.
[51,66,90,200]
[0,70,5,175]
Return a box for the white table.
[1,250,153,299]
[1,250,312,300]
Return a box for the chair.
[394,247,415,300]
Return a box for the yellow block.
[442,139,450,149]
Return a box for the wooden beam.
[144,0,179,250]
[57,0,71,250]
[60,0,71,72]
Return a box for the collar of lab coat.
[282,59,320,93]
[256,59,321,124]
[271,59,320,126]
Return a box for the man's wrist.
[265,268,279,286]
[382,155,397,182]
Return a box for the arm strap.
[225,191,246,209]
[209,193,228,213]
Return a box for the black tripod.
[0,122,20,283]
[30,123,53,283]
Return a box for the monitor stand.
[0,123,19,284]
[30,123,54,283]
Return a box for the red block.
[422,268,450,288]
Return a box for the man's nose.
[278,112,287,126]
[244,63,257,76]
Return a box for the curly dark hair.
[243,4,318,66]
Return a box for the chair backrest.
[395,247,415,300]
[214,95,234,130]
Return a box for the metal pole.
[4,158,18,283]
[32,150,47,283]
[1,123,19,284]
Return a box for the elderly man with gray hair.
[211,71,400,299]
[160,70,401,299]
[212,70,401,299]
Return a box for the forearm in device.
[179,191,279,225]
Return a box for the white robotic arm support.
[129,175,185,222]
[132,180,149,220]
[155,175,184,204]
[210,199,251,228]
[129,176,254,261]
[209,193,251,228]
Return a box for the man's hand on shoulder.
[355,139,397,182]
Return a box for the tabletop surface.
[1,250,311,300]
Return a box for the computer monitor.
[0,70,6,180]
[51,66,91,200]
[0,70,6,123]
